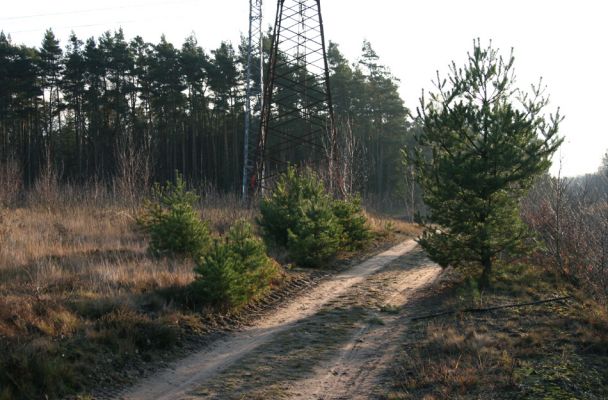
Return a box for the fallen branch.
[411,295,573,321]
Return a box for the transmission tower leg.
[242,0,264,201]
[252,0,338,195]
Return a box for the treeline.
[0,29,409,195]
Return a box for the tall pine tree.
[412,40,563,287]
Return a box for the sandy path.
[288,262,440,399]
[118,240,421,400]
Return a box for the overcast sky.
[2,0,606,177]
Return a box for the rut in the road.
[287,256,439,400]
[117,240,439,400]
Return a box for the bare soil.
[114,240,441,399]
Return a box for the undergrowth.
[193,220,281,308]
[386,262,608,400]
[259,167,372,267]
[0,179,410,399]
[137,174,211,259]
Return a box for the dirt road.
[117,240,441,400]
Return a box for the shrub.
[332,196,372,250]
[258,167,372,267]
[259,166,329,247]
[137,174,211,259]
[286,199,343,267]
[193,221,280,307]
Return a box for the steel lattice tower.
[242,0,265,199]
[249,0,337,195]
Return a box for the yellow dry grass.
[386,263,608,400]
[0,194,256,339]
[2,208,155,338]
[0,187,417,399]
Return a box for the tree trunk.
[480,257,492,289]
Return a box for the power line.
[8,14,193,35]
[10,21,137,34]
[0,0,199,21]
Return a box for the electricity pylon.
[249,0,337,196]
[242,0,264,200]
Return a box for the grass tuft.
[386,262,608,399]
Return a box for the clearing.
[115,240,441,399]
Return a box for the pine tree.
[356,41,408,194]
[412,39,563,287]
[180,34,209,181]
[39,29,63,148]
[208,42,240,188]
[62,33,87,178]
[327,41,354,118]
[600,151,608,176]
[148,35,186,179]
[0,29,412,196]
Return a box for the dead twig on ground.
[410,296,573,321]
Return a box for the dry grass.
[385,263,608,400]
[365,210,421,238]
[0,188,257,399]
[2,206,197,310]
[0,184,411,399]
[0,191,257,300]
[0,206,193,399]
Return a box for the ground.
[116,241,441,400]
[113,244,608,400]
[384,263,608,400]
[1,201,607,400]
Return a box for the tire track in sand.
[118,240,422,400]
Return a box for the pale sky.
[2,0,607,177]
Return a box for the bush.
[193,221,280,308]
[332,196,372,250]
[0,345,76,400]
[258,167,372,267]
[137,174,211,259]
[259,167,329,247]
[287,199,343,267]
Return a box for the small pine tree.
[258,166,330,247]
[137,173,211,259]
[286,199,343,267]
[194,220,280,307]
[332,196,371,250]
[412,40,563,288]
[223,220,280,301]
[258,166,372,267]
[193,241,241,305]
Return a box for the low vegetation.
[137,174,212,259]
[193,220,281,308]
[522,172,608,305]
[385,262,608,399]
[259,167,372,267]
[333,196,373,250]
[0,185,251,399]
[0,168,401,399]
